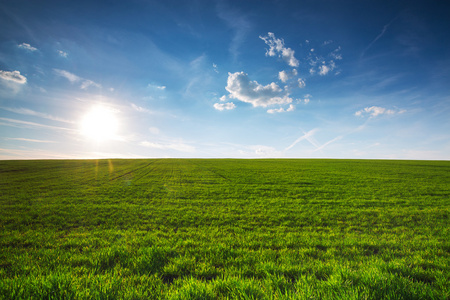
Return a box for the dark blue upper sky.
[1,0,449,159]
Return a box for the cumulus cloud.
[318,61,336,76]
[279,70,289,83]
[307,41,342,76]
[355,106,405,118]
[214,102,236,111]
[225,72,293,108]
[18,43,37,51]
[278,69,298,83]
[259,32,299,67]
[0,70,27,84]
[54,69,100,89]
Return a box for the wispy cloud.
[239,145,283,158]
[313,135,343,152]
[361,18,397,58]
[18,43,37,51]
[355,106,405,118]
[54,69,101,89]
[0,70,27,84]
[213,63,219,73]
[217,3,252,61]
[57,50,68,57]
[285,128,319,151]
[131,103,157,114]
[5,137,56,143]
[260,32,299,67]
[148,83,166,90]
[285,128,344,153]
[0,117,72,131]
[140,140,195,153]
[1,107,73,123]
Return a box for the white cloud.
[0,70,27,84]
[355,106,404,118]
[214,102,236,111]
[279,70,289,83]
[259,32,299,67]
[54,69,101,89]
[298,78,306,88]
[219,95,228,102]
[267,107,284,114]
[54,69,80,82]
[278,69,298,83]
[318,65,330,75]
[267,104,295,114]
[18,43,37,51]
[148,83,166,90]
[80,79,101,89]
[307,41,342,75]
[57,50,68,58]
[318,61,336,76]
[225,72,293,108]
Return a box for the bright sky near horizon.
[1,0,449,160]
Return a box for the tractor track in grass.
[189,160,233,182]
[108,160,157,182]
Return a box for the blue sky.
[1,0,449,159]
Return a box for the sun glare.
[80,105,119,141]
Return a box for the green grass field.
[0,159,449,299]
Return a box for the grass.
[0,159,449,299]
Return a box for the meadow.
[0,159,448,299]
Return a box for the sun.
[80,105,119,141]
